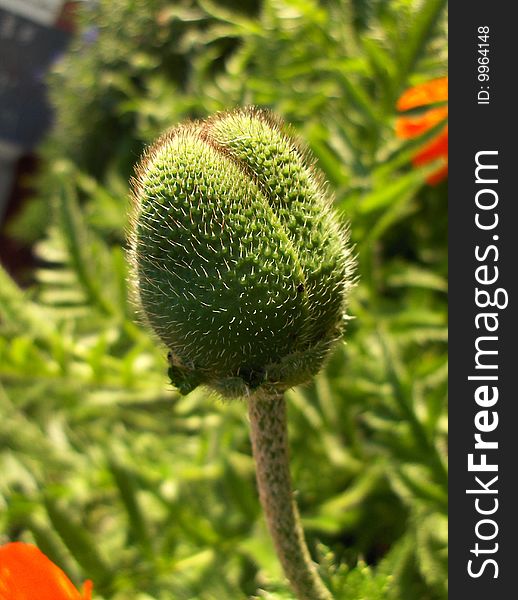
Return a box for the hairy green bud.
[129,108,354,397]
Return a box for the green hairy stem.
[249,395,332,600]
[129,108,355,598]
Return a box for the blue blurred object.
[0,1,73,222]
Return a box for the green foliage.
[1,0,447,598]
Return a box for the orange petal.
[0,543,92,600]
[410,126,448,185]
[412,126,448,166]
[424,163,448,185]
[397,76,448,111]
[81,580,93,600]
[396,106,448,139]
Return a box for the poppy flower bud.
[129,108,354,397]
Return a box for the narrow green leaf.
[44,496,113,586]
[0,264,52,338]
[109,460,153,556]
[55,177,113,315]
[396,0,448,91]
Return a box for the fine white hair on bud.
[129,107,355,397]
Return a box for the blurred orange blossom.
[396,76,448,185]
[0,542,92,600]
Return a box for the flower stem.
[248,394,333,600]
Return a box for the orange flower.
[0,542,92,600]
[396,76,448,185]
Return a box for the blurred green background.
[0,0,447,598]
